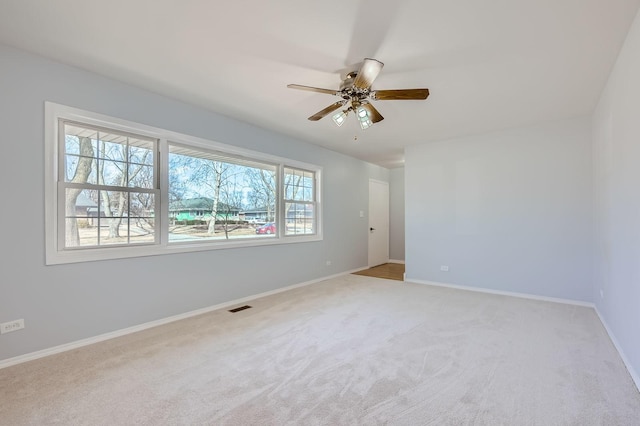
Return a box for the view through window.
[167,144,278,242]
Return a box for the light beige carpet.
[1,275,639,425]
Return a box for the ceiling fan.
[287,58,429,130]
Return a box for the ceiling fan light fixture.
[332,110,348,127]
[356,106,372,130]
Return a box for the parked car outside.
[256,222,276,235]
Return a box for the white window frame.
[45,102,322,265]
[58,120,161,251]
[282,166,318,236]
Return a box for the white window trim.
[282,166,319,237]
[45,102,322,265]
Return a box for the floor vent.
[228,305,252,313]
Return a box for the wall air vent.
[228,305,252,313]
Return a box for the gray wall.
[0,44,388,361]
[389,168,405,262]
[592,8,640,385]
[405,117,593,302]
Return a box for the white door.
[368,179,389,267]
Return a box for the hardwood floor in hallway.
[352,263,405,281]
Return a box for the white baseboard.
[0,268,362,370]
[405,277,595,308]
[594,307,640,393]
[388,259,405,264]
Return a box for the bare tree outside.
[246,168,276,221]
[219,173,246,239]
[64,136,94,247]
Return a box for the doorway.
[368,179,389,267]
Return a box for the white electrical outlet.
[1,319,25,334]
[440,265,449,272]
[326,260,332,266]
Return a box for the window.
[167,143,277,242]
[45,103,322,264]
[60,122,159,249]
[284,167,316,235]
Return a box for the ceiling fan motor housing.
[340,72,370,103]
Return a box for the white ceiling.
[1,0,639,168]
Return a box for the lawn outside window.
[45,102,322,265]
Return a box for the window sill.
[45,233,322,265]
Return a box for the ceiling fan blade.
[361,103,384,123]
[308,101,345,121]
[353,58,384,90]
[372,88,430,100]
[287,84,339,96]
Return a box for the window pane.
[98,158,126,187]
[64,154,90,184]
[61,121,158,250]
[99,190,126,218]
[168,144,277,242]
[63,188,99,248]
[128,193,156,243]
[128,139,155,188]
[64,130,98,184]
[98,220,130,246]
[65,134,80,155]
[63,122,156,190]
[285,202,315,235]
[283,167,316,235]
[98,139,126,162]
[129,164,154,189]
[65,218,99,248]
[128,139,154,165]
[284,167,314,202]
